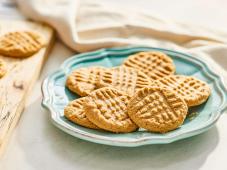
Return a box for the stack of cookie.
[64,51,211,133]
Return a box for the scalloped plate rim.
[41,46,227,147]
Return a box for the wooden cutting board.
[0,20,54,156]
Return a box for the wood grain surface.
[0,20,54,156]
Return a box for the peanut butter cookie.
[84,87,138,133]
[97,66,151,96]
[153,75,211,106]
[0,31,45,58]
[64,97,99,129]
[0,59,6,78]
[123,51,175,80]
[128,86,188,133]
[66,67,106,96]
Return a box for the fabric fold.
[16,0,227,86]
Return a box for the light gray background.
[1,0,227,170]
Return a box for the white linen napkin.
[16,0,227,84]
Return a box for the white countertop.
[1,0,227,170]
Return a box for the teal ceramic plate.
[42,46,227,147]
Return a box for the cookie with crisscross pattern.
[66,67,106,96]
[97,66,151,96]
[128,86,188,133]
[153,75,211,106]
[0,31,45,58]
[64,97,99,129]
[123,51,175,80]
[84,87,138,133]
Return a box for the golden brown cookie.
[97,66,151,96]
[123,51,175,80]
[0,59,6,78]
[0,31,45,58]
[66,67,106,96]
[153,75,211,106]
[127,86,188,133]
[84,87,138,133]
[64,97,99,129]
